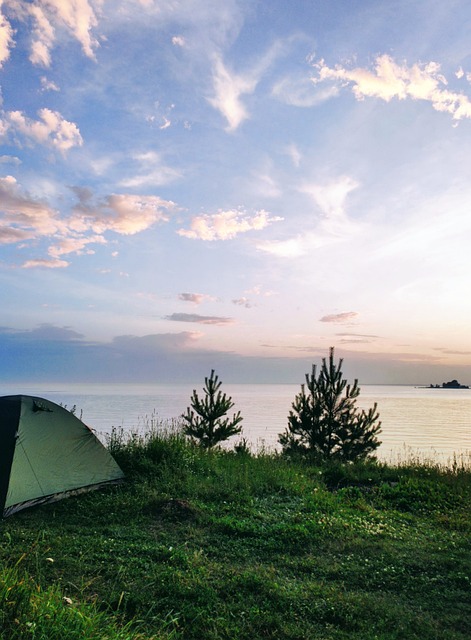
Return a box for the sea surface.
[1,382,470,464]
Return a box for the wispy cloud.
[178,208,282,241]
[311,54,471,121]
[178,292,216,305]
[257,236,307,258]
[0,155,21,165]
[22,257,70,269]
[165,313,234,325]
[119,151,181,188]
[31,323,84,341]
[245,285,277,298]
[0,226,29,243]
[251,169,282,198]
[208,40,286,130]
[207,55,258,131]
[285,143,301,168]
[112,331,203,352]
[272,74,339,107]
[232,297,252,308]
[258,176,360,258]
[336,333,381,339]
[320,312,358,324]
[301,176,359,220]
[47,234,106,258]
[40,76,60,92]
[433,347,471,356]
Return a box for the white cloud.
[311,54,471,121]
[40,76,60,91]
[6,0,100,67]
[28,2,55,66]
[172,35,185,47]
[4,108,83,152]
[0,4,14,67]
[178,208,283,241]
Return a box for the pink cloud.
[312,54,471,121]
[6,108,83,152]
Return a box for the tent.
[0,395,124,517]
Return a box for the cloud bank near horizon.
[0,324,466,386]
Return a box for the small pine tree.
[279,347,381,462]
[182,370,243,448]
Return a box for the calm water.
[1,382,470,463]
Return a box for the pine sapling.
[182,370,243,448]
[279,347,381,462]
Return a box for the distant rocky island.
[427,379,470,389]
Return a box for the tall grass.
[0,562,159,640]
[1,418,469,640]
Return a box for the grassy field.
[1,424,470,639]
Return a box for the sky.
[1,0,471,385]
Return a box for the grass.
[0,421,470,639]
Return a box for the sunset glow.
[1,1,471,384]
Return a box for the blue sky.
[1,0,471,384]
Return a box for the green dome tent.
[0,395,124,517]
